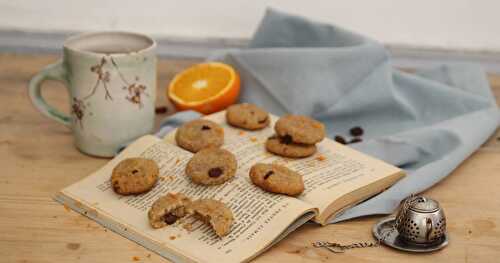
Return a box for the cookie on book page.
[185,147,237,185]
[275,114,325,145]
[226,103,270,130]
[175,119,224,153]
[111,158,159,195]
[265,135,317,158]
[188,199,234,237]
[249,163,304,196]
[148,193,192,228]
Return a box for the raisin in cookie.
[148,193,191,228]
[175,119,224,153]
[185,148,237,185]
[249,163,304,196]
[265,135,316,158]
[188,199,234,237]
[226,103,270,130]
[111,158,159,195]
[275,115,325,145]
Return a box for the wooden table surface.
[1,53,499,263]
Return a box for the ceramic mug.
[28,32,157,157]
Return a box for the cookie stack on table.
[266,115,325,158]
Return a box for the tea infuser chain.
[312,194,423,253]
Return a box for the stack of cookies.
[266,115,325,158]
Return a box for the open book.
[55,111,404,263]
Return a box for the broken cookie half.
[187,199,234,237]
[148,193,234,237]
[148,193,191,229]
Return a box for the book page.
[164,112,403,225]
[59,135,316,263]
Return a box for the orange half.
[167,62,240,114]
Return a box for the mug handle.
[28,60,72,127]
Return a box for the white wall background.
[1,0,499,52]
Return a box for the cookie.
[274,115,325,144]
[185,147,237,185]
[111,158,159,195]
[226,103,270,130]
[265,135,317,158]
[188,199,234,237]
[249,163,304,196]
[148,193,192,229]
[175,119,224,153]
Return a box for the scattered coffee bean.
[201,125,211,130]
[208,167,223,178]
[334,135,347,144]
[164,213,178,225]
[155,106,168,114]
[349,137,362,144]
[280,134,293,144]
[264,171,274,180]
[350,126,364,137]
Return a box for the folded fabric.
[206,9,499,222]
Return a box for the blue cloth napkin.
[159,9,499,223]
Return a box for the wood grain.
[1,53,499,263]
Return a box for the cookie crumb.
[183,223,193,232]
[132,256,140,261]
[238,131,246,136]
[175,159,180,164]
[146,254,151,258]
[250,137,258,142]
[63,204,71,212]
[315,155,327,161]
[169,235,176,240]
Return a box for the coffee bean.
[208,167,223,178]
[334,135,347,144]
[350,126,364,137]
[201,125,211,130]
[264,171,274,180]
[155,106,168,114]
[349,137,362,144]
[280,134,293,144]
[164,213,178,225]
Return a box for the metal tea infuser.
[313,194,449,253]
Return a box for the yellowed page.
[164,111,403,225]
[58,135,316,263]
